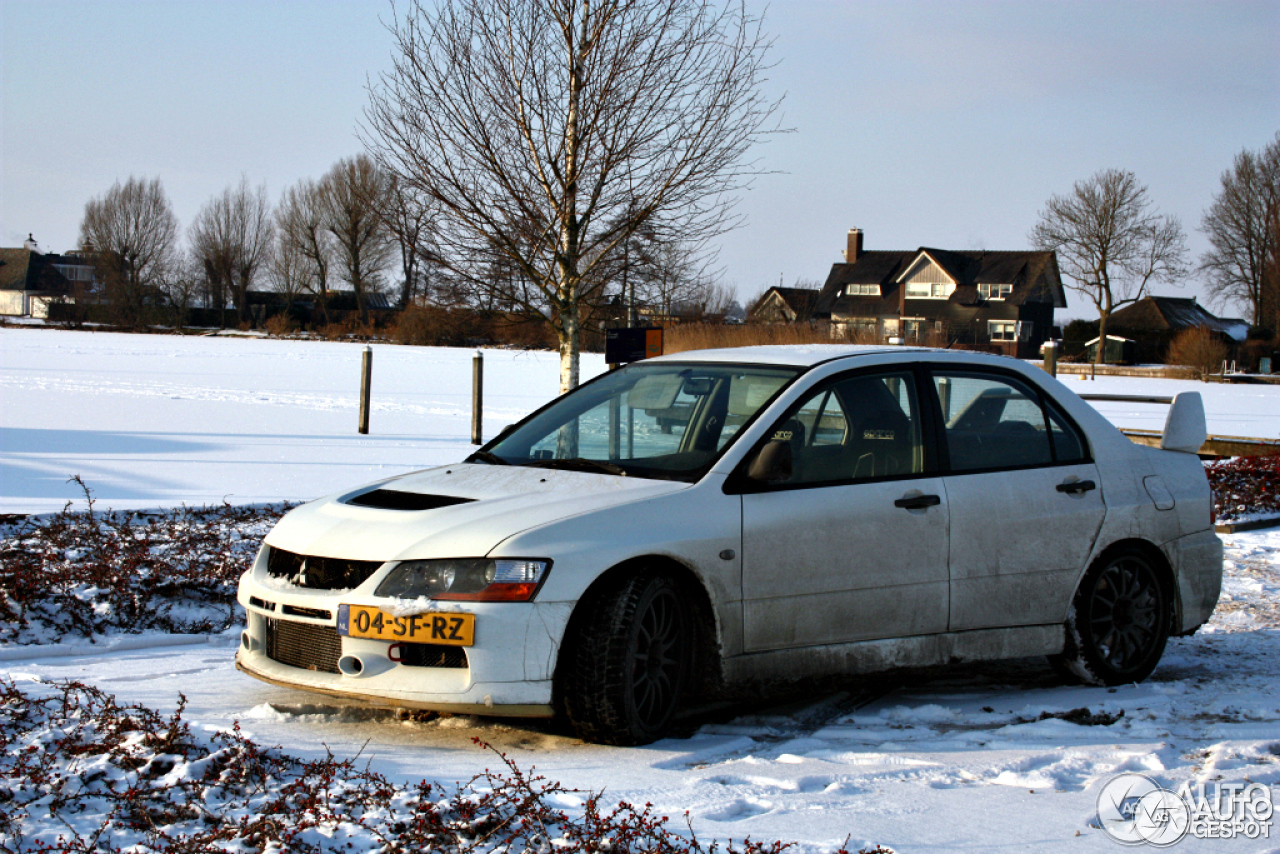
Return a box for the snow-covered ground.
[2,326,1278,852]
[0,326,606,514]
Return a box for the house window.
[844,283,880,297]
[978,283,1012,300]
[906,282,953,299]
[989,320,1033,342]
[989,321,1017,341]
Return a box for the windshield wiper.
[527,457,628,477]
[465,450,510,466]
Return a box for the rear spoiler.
[1079,391,1207,455]
[1160,392,1206,454]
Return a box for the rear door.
[930,370,1105,630]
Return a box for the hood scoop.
[345,490,476,512]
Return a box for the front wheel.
[561,573,691,745]
[1051,549,1171,686]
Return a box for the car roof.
[648,343,946,368]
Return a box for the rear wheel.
[561,573,690,745]
[1052,548,1171,686]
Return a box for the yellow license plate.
[338,604,474,646]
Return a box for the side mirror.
[1161,392,1206,454]
[747,440,793,483]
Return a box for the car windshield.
[473,361,799,482]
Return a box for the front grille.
[393,643,469,669]
[282,605,332,620]
[266,547,384,591]
[266,618,341,673]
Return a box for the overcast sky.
[3,0,1278,319]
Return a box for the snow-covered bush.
[0,480,286,645]
[1206,454,1280,522]
[0,679,889,854]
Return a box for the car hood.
[264,463,690,562]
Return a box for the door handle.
[1056,479,1097,495]
[894,494,941,510]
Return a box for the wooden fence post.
[358,346,372,435]
[471,351,484,445]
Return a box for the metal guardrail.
[1078,394,1278,457]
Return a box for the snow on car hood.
[263,463,690,562]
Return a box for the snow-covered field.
[2,326,1278,852]
[0,326,604,514]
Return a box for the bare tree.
[79,176,180,327]
[365,0,782,391]
[319,154,395,323]
[276,179,334,323]
[626,231,722,320]
[162,253,203,329]
[1266,200,1280,331]
[267,235,312,310]
[1030,168,1188,368]
[189,177,274,326]
[380,176,439,308]
[1200,132,1280,326]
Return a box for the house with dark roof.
[749,286,822,323]
[1103,295,1249,363]
[1107,295,1248,342]
[0,235,95,317]
[812,229,1066,358]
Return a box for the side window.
[933,372,1064,472]
[762,371,923,486]
[794,389,848,447]
[1046,399,1089,463]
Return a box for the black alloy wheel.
[561,573,691,745]
[628,581,685,727]
[1054,549,1171,686]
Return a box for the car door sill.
[723,624,1064,686]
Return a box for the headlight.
[374,558,550,602]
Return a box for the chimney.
[844,228,863,263]
[23,234,40,253]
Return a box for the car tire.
[562,572,690,745]
[1051,548,1171,686]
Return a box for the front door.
[740,369,950,651]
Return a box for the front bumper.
[236,576,573,717]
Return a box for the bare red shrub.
[1206,454,1280,521]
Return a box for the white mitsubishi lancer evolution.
[236,345,1222,744]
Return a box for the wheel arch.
[1083,538,1182,633]
[552,554,724,712]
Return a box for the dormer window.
[979,283,1012,300]
[905,281,953,299]
[844,283,880,297]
